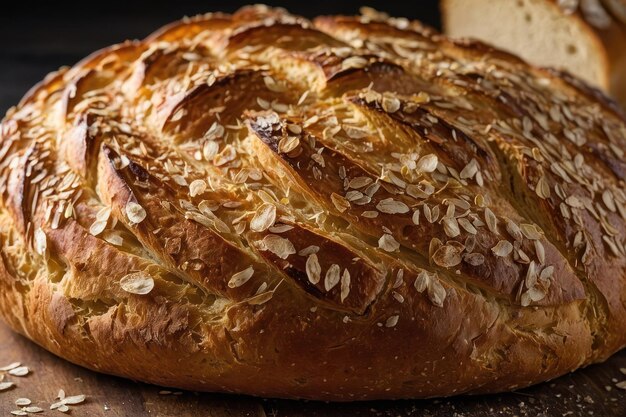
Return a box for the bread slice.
[442,0,626,106]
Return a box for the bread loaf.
[0,5,625,400]
[442,0,626,108]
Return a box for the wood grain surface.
[0,322,624,416]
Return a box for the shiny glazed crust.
[0,5,625,401]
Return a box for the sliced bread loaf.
[442,0,626,107]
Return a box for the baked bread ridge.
[441,0,626,108]
[0,5,625,400]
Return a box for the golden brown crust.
[0,4,625,400]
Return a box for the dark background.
[0,1,440,115]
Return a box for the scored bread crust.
[0,5,626,401]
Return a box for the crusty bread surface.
[1,5,626,401]
[442,0,626,108]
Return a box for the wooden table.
[1,322,625,416]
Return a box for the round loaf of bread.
[1,5,625,400]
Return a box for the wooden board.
[1,322,625,416]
